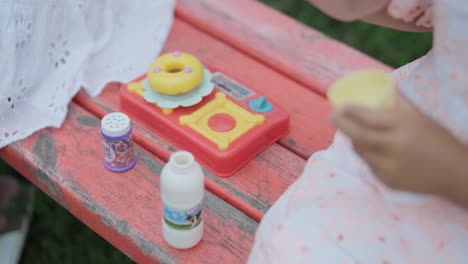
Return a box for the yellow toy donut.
[327,69,395,109]
[147,51,204,96]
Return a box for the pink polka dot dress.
[248,0,468,263]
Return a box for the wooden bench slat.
[75,17,341,221]
[76,82,305,222]
[175,0,391,97]
[162,19,335,159]
[0,103,257,263]
[0,1,395,262]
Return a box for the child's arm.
[443,153,468,208]
[306,0,388,21]
[307,0,432,32]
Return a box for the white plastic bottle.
[161,151,204,249]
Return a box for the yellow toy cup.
[327,69,395,110]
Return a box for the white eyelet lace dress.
[0,0,175,148]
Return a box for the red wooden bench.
[0,0,389,263]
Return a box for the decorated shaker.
[101,112,137,172]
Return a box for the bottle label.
[210,72,254,101]
[102,133,134,169]
[103,142,116,162]
[163,203,202,230]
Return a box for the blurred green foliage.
[261,0,432,68]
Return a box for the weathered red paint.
[0,1,388,262]
[0,104,257,263]
[161,19,336,158]
[175,0,392,97]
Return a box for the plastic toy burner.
[120,51,289,177]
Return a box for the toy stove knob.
[249,96,272,113]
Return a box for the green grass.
[1,1,433,263]
[21,192,133,264]
[261,0,432,68]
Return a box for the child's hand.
[331,96,468,199]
